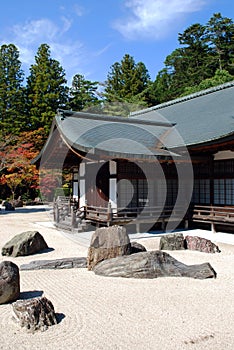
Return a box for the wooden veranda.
[53,196,234,233]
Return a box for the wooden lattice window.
[192,179,210,204]
[214,179,234,205]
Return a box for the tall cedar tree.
[26,44,68,135]
[104,54,151,105]
[69,74,100,111]
[0,44,26,136]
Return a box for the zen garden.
[0,12,234,350]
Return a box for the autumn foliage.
[0,130,43,201]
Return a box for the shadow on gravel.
[20,290,44,299]
[0,205,52,215]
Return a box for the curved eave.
[57,126,179,161]
[187,131,234,150]
[32,109,181,167]
[55,111,180,160]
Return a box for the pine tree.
[104,54,151,105]
[0,44,25,136]
[26,44,68,134]
[69,74,100,111]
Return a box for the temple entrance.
[86,162,109,207]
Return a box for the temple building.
[34,82,234,233]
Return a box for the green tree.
[178,23,214,83]
[181,69,234,96]
[0,44,26,136]
[160,48,187,99]
[155,24,213,102]
[104,54,151,106]
[26,44,68,135]
[206,13,234,74]
[152,68,174,104]
[152,13,234,103]
[69,74,100,111]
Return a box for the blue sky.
[0,0,233,85]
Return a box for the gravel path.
[0,205,233,350]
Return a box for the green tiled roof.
[35,82,234,165]
[42,109,179,161]
[131,82,234,148]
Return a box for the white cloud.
[50,41,87,85]
[12,19,60,44]
[94,44,112,57]
[73,4,85,17]
[61,16,73,34]
[113,0,206,40]
[1,18,86,85]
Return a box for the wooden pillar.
[71,210,76,228]
[211,222,216,233]
[54,204,59,224]
[161,218,166,232]
[184,219,189,229]
[136,222,140,233]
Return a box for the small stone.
[185,236,221,253]
[0,261,20,304]
[4,201,15,211]
[159,233,185,250]
[130,241,147,254]
[12,296,58,332]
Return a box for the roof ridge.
[131,81,234,116]
[56,109,175,127]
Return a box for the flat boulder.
[93,250,216,279]
[20,257,87,270]
[0,261,20,304]
[185,236,221,253]
[2,231,49,257]
[87,225,131,270]
[12,296,57,332]
[159,233,185,250]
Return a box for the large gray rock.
[2,231,49,257]
[0,261,20,304]
[159,233,185,250]
[185,236,221,253]
[93,250,217,279]
[20,257,87,270]
[12,296,57,332]
[87,225,131,270]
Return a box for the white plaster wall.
[79,179,86,207]
[109,178,117,209]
